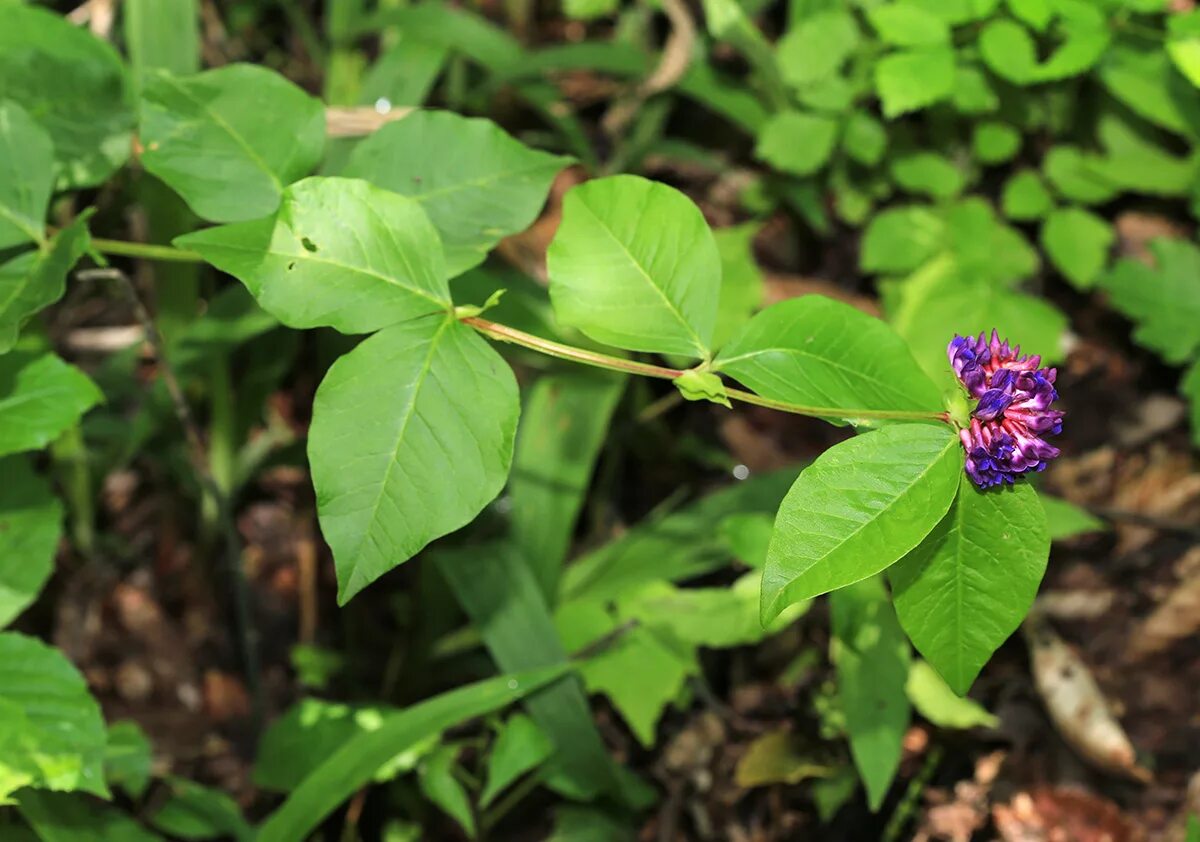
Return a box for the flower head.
[947,330,1063,489]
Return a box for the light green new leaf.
[1098,45,1200,138]
[0,457,61,629]
[310,316,518,603]
[0,353,102,458]
[1168,12,1200,88]
[1007,0,1052,31]
[1001,170,1053,220]
[673,369,731,408]
[345,111,572,276]
[1041,207,1113,290]
[0,633,108,801]
[860,205,945,274]
[140,64,325,222]
[890,477,1049,694]
[1100,238,1200,364]
[547,175,720,358]
[712,223,765,349]
[16,791,162,842]
[177,177,450,335]
[0,4,134,188]
[0,215,92,355]
[715,295,943,420]
[875,47,956,118]
[972,121,1021,165]
[754,111,840,177]
[1039,493,1106,541]
[257,665,570,842]
[0,102,53,250]
[843,112,888,167]
[906,660,998,729]
[481,714,553,807]
[776,9,861,88]
[866,3,950,47]
[761,424,962,622]
[978,19,1036,84]
[889,151,964,199]
[830,577,911,811]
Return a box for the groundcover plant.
[0,0,1193,839]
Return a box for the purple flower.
[948,330,1063,489]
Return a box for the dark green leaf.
[103,721,152,799]
[123,0,200,85]
[0,216,93,354]
[480,714,553,807]
[16,791,161,842]
[0,353,102,458]
[149,778,252,841]
[0,457,61,629]
[417,746,474,838]
[0,102,53,250]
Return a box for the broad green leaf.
[0,457,61,629]
[149,778,252,841]
[103,721,152,799]
[310,316,518,603]
[345,111,572,276]
[978,19,1037,84]
[0,4,134,188]
[1007,0,1051,30]
[123,0,200,86]
[754,111,839,177]
[866,3,950,47]
[715,295,943,419]
[952,63,1000,114]
[547,175,720,358]
[0,102,53,250]
[0,633,107,801]
[169,285,278,373]
[257,666,569,842]
[776,10,860,88]
[875,47,956,118]
[1039,493,1106,541]
[480,714,553,807]
[140,64,325,222]
[435,543,633,803]
[417,746,474,838]
[1100,238,1200,363]
[906,660,998,729]
[1184,362,1200,448]
[0,216,93,354]
[1043,146,1119,204]
[1041,207,1113,289]
[712,223,765,349]
[1036,19,1110,81]
[1168,11,1200,88]
[860,205,945,273]
[830,578,911,811]
[972,121,1021,165]
[842,112,888,167]
[889,151,964,199]
[890,477,1049,694]
[942,199,1039,285]
[16,791,162,842]
[1090,112,1196,197]
[761,424,962,622]
[510,371,625,601]
[0,353,102,458]
[177,177,450,335]
[1098,45,1200,138]
[1001,170,1053,220]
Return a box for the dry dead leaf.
[1126,547,1200,660]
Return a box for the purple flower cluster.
[948,331,1064,489]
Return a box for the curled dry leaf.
[1126,547,1200,661]
[1023,613,1151,783]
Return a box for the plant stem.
[91,236,205,263]
[51,423,96,558]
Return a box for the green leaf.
[123,0,200,86]
[1041,207,1113,289]
[1007,0,1052,30]
[417,746,474,838]
[754,111,840,177]
[565,0,619,19]
[510,371,625,601]
[345,111,572,276]
[256,665,569,842]
[980,16,1109,84]
[1168,11,1200,88]
[0,353,102,458]
[842,112,888,167]
[761,424,962,622]
[480,714,553,807]
[0,4,134,189]
[149,778,252,841]
[0,216,93,354]
[16,791,162,842]
[830,577,911,811]
[0,632,107,801]
[952,63,1000,114]
[890,477,1049,694]
[1090,111,1196,197]
[978,19,1037,84]
[866,3,950,47]
[889,151,964,199]
[972,121,1021,165]
[0,102,53,250]
[943,200,1039,285]
[310,316,518,603]
[177,177,450,335]
[103,721,152,799]
[735,731,835,787]
[1038,493,1106,540]
[547,175,720,358]
[1001,170,1053,220]
[0,457,61,629]
[1100,238,1200,363]
[673,369,731,408]
[1098,45,1200,138]
[776,10,861,88]
[140,64,326,222]
[715,295,944,420]
[906,660,998,729]
[875,47,956,118]
[712,223,765,349]
[860,205,946,274]
[1043,146,1119,204]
